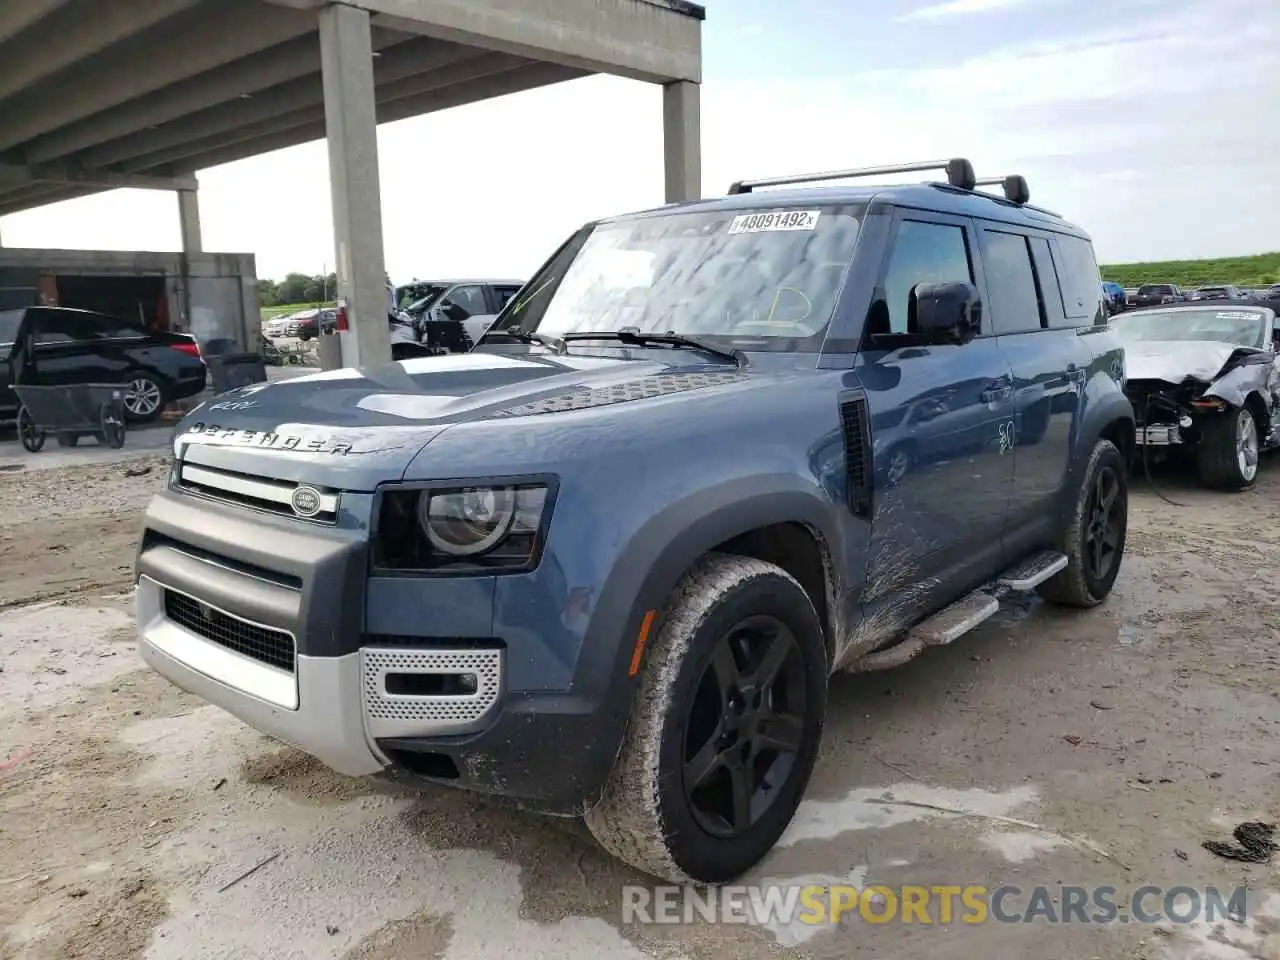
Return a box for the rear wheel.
[17,407,45,453]
[1038,438,1127,608]
[1197,405,1259,490]
[123,372,166,422]
[584,553,827,883]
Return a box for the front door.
[857,213,1015,601]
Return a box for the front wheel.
[1197,405,1259,490]
[584,553,828,884]
[1037,438,1127,608]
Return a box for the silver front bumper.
[137,575,504,777]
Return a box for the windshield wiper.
[480,328,565,353]
[559,328,744,367]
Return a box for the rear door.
[977,226,1092,545]
[26,309,113,386]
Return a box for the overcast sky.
[0,0,1276,282]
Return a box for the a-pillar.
[177,187,202,254]
[662,81,701,203]
[319,1,389,369]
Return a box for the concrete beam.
[21,29,409,164]
[0,0,203,104]
[178,188,202,255]
[0,0,315,152]
[0,0,75,47]
[360,0,701,83]
[320,2,390,368]
[121,52,536,172]
[0,184,103,217]
[0,162,197,192]
[151,60,586,175]
[662,80,700,202]
[79,37,479,169]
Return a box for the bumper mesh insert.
[163,590,295,673]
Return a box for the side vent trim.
[839,392,872,517]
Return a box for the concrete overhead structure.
[0,0,705,367]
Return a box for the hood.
[1122,340,1253,385]
[175,349,744,489]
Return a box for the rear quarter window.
[1050,236,1104,325]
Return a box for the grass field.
[1100,251,1280,289]
[260,301,336,322]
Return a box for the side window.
[443,285,488,318]
[1051,236,1104,323]
[1029,237,1065,324]
[31,310,96,345]
[94,314,145,339]
[982,230,1043,335]
[879,220,973,334]
[0,308,24,346]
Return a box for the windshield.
[495,204,863,351]
[1112,308,1268,348]
[1137,285,1172,295]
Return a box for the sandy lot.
[0,452,1277,960]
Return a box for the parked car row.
[263,306,337,341]
[1121,283,1280,309]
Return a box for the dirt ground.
[0,452,1277,960]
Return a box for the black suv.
[1,306,206,424]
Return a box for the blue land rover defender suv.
[135,158,1134,884]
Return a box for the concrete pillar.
[319,1,389,369]
[662,81,701,203]
[177,187,202,254]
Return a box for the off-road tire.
[1196,406,1258,490]
[584,553,827,884]
[1037,438,1127,608]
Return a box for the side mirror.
[913,281,982,345]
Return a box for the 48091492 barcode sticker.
[727,210,821,234]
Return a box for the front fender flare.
[570,474,838,801]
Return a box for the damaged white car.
[1115,303,1280,489]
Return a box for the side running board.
[847,550,1068,672]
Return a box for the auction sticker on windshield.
[728,210,821,234]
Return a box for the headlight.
[374,482,552,572]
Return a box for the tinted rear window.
[1051,236,1104,322]
[1137,285,1172,295]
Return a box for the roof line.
[638,0,706,21]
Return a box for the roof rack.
[974,174,1031,205]
[727,157,976,195]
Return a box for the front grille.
[163,589,295,672]
[176,462,339,523]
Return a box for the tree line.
[258,272,338,307]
